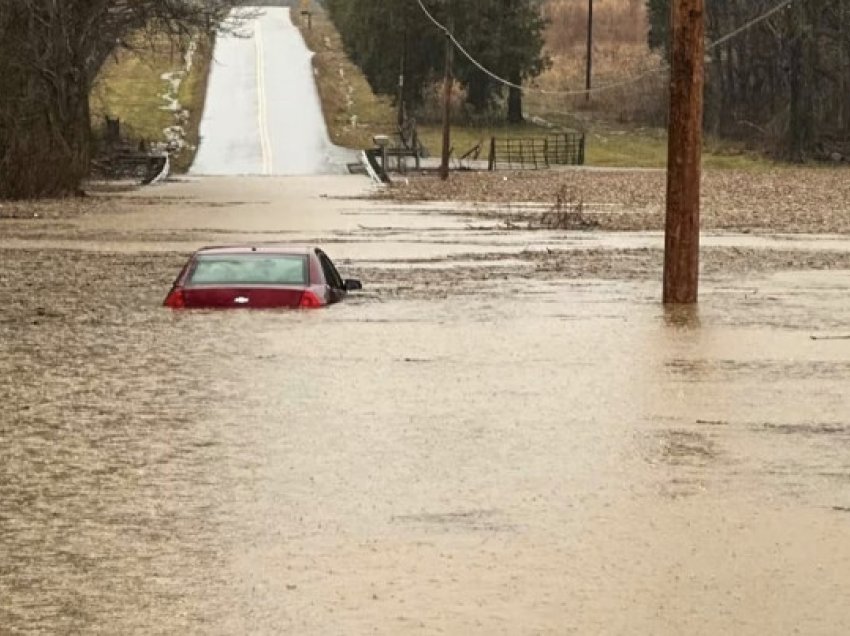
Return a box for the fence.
[487,132,585,170]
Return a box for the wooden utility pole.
[398,46,406,128]
[398,8,408,129]
[663,0,705,304]
[439,13,454,181]
[840,0,847,131]
[585,0,593,102]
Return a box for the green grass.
[586,127,771,169]
[416,121,771,170]
[90,48,175,141]
[585,127,666,167]
[90,35,212,173]
[416,123,536,159]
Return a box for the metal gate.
[487,132,585,170]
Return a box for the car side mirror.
[344,279,362,291]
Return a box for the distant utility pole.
[439,11,454,181]
[663,0,705,304]
[585,0,593,102]
[398,9,408,129]
[398,41,406,127]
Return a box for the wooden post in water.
[663,0,705,304]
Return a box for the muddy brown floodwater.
[2,175,850,635]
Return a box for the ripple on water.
[3,247,850,633]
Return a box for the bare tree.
[0,0,238,199]
[649,0,850,161]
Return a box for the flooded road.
[2,176,850,634]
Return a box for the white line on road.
[255,20,273,175]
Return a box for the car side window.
[317,251,344,290]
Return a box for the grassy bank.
[90,34,213,173]
[413,121,767,170]
[293,4,396,149]
[584,125,768,170]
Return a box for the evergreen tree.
[454,0,550,122]
[326,0,443,109]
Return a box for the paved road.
[191,7,352,176]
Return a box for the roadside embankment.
[90,33,214,173]
[293,4,396,150]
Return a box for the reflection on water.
[663,303,701,329]
[2,245,850,634]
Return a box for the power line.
[708,0,795,50]
[414,0,799,98]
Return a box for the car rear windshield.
[187,254,308,286]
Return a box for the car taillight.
[299,290,322,308]
[164,288,186,309]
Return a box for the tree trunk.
[466,74,491,112]
[0,1,94,199]
[507,72,523,123]
[1,1,232,200]
[0,73,92,199]
[788,2,813,162]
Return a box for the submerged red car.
[163,245,362,309]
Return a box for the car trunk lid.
[182,286,307,309]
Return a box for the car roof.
[193,244,317,256]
